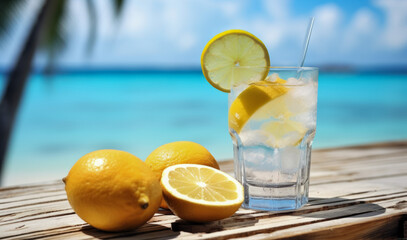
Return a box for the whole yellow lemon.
[64,150,162,232]
[145,141,219,209]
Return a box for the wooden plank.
[1,183,405,239]
[2,183,403,239]
[0,141,406,239]
[0,181,63,198]
[232,213,404,240]
[170,197,407,239]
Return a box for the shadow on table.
[79,197,386,237]
[171,216,259,234]
[302,197,386,218]
[168,196,387,234]
[230,196,386,223]
[80,222,179,239]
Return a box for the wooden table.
[1,141,407,239]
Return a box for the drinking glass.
[229,67,318,211]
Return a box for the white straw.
[298,17,315,68]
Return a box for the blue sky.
[1,0,407,69]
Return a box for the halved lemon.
[228,77,288,134]
[201,30,270,92]
[161,164,244,222]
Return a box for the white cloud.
[256,0,291,44]
[2,0,407,68]
[374,0,407,49]
[119,1,150,35]
[95,0,248,64]
[343,8,379,51]
[313,4,343,39]
[179,33,197,51]
[307,3,349,62]
[248,1,310,65]
[206,0,242,19]
[263,0,291,20]
[352,9,377,33]
[161,1,195,50]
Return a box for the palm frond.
[85,0,97,53]
[85,0,125,53]
[0,0,25,39]
[113,0,125,17]
[40,0,67,73]
[40,0,66,54]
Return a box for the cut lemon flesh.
[201,30,270,92]
[161,164,243,222]
[228,77,288,134]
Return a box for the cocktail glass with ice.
[228,67,318,211]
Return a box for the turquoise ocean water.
[1,72,407,186]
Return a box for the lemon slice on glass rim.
[201,30,270,92]
[161,164,244,222]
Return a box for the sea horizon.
[1,64,407,75]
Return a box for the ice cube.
[265,73,279,82]
[281,146,301,171]
[292,112,316,129]
[285,82,317,114]
[229,83,249,107]
[242,146,281,171]
[286,77,301,85]
[239,129,268,146]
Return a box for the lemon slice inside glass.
[262,119,307,148]
[161,164,244,222]
[228,78,288,134]
[201,30,270,92]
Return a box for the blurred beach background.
[0,0,406,186]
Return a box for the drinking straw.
[296,17,315,79]
[298,17,314,68]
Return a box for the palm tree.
[0,0,125,184]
